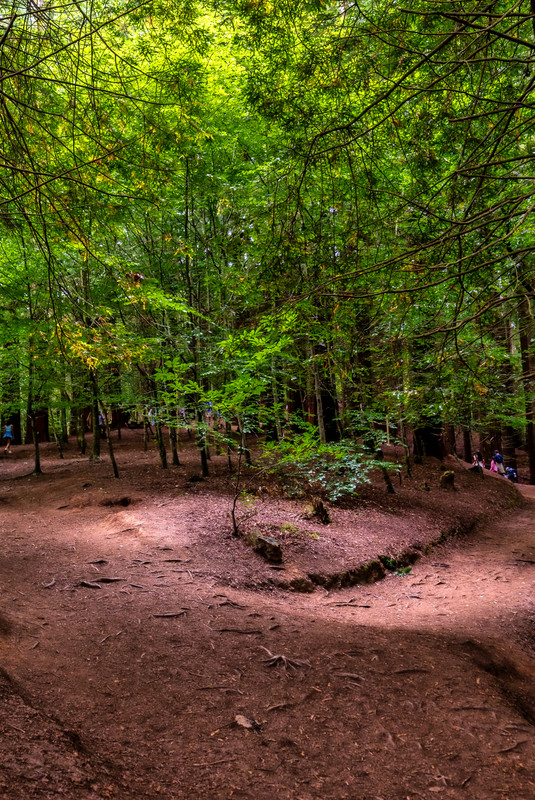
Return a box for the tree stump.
[439,470,455,490]
[311,497,331,524]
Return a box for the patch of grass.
[281,522,320,541]
[379,554,412,576]
[394,565,412,577]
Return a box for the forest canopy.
[1,1,535,479]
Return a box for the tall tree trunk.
[60,389,69,444]
[89,369,101,460]
[519,295,535,483]
[314,361,327,444]
[49,408,64,459]
[76,408,87,454]
[196,408,209,476]
[463,428,472,463]
[333,367,346,439]
[236,412,252,467]
[271,357,283,441]
[501,319,518,470]
[155,418,168,469]
[26,342,42,475]
[143,417,150,451]
[226,421,233,473]
[100,402,119,479]
[304,348,315,427]
[29,411,42,475]
[169,423,180,466]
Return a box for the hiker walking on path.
[3,422,13,453]
[492,449,506,476]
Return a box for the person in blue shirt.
[493,450,505,476]
[505,466,518,483]
[3,423,13,453]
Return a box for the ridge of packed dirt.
[0,430,533,799]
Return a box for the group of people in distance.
[472,449,518,482]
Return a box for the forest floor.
[0,429,534,800]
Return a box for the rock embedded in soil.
[289,575,316,593]
[253,534,283,562]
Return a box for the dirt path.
[0,439,533,800]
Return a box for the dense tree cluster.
[1,1,535,480]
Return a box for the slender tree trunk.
[76,408,87,454]
[236,413,251,466]
[196,408,209,476]
[230,448,245,536]
[89,369,100,460]
[60,390,69,444]
[376,448,395,494]
[49,408,64,459]
[501,319,518,470]
[520,298,535,483]
[100,402,119,478]
[29,412,42,475]
[26,344,42,474]
[304,353,315,427]
[27,394,42,474]
[314,362,327,444]
[226,421,233,473]
[143,417,150,451]
[333,368,346,439]
[27,385,42,475]
[271,358,283,441]
[155,419,168,469]
[169,424,180,466]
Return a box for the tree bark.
[100,402,119,479]
[89,369,100,460]
[463,428,472,463]
[196,408,209,476]
[155,418,168,469]
[519,295,535,483]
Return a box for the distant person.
[469,452,484,474]
[3,422,13,453]
[473,451,485,469]
[493,450,505,476]
[505,466,518,483]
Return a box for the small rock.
[290,576,316,593]
[235,714,262,731]
[254,535,283,563]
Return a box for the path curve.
[0,459,534,800]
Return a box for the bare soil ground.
[0,430,534,800]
